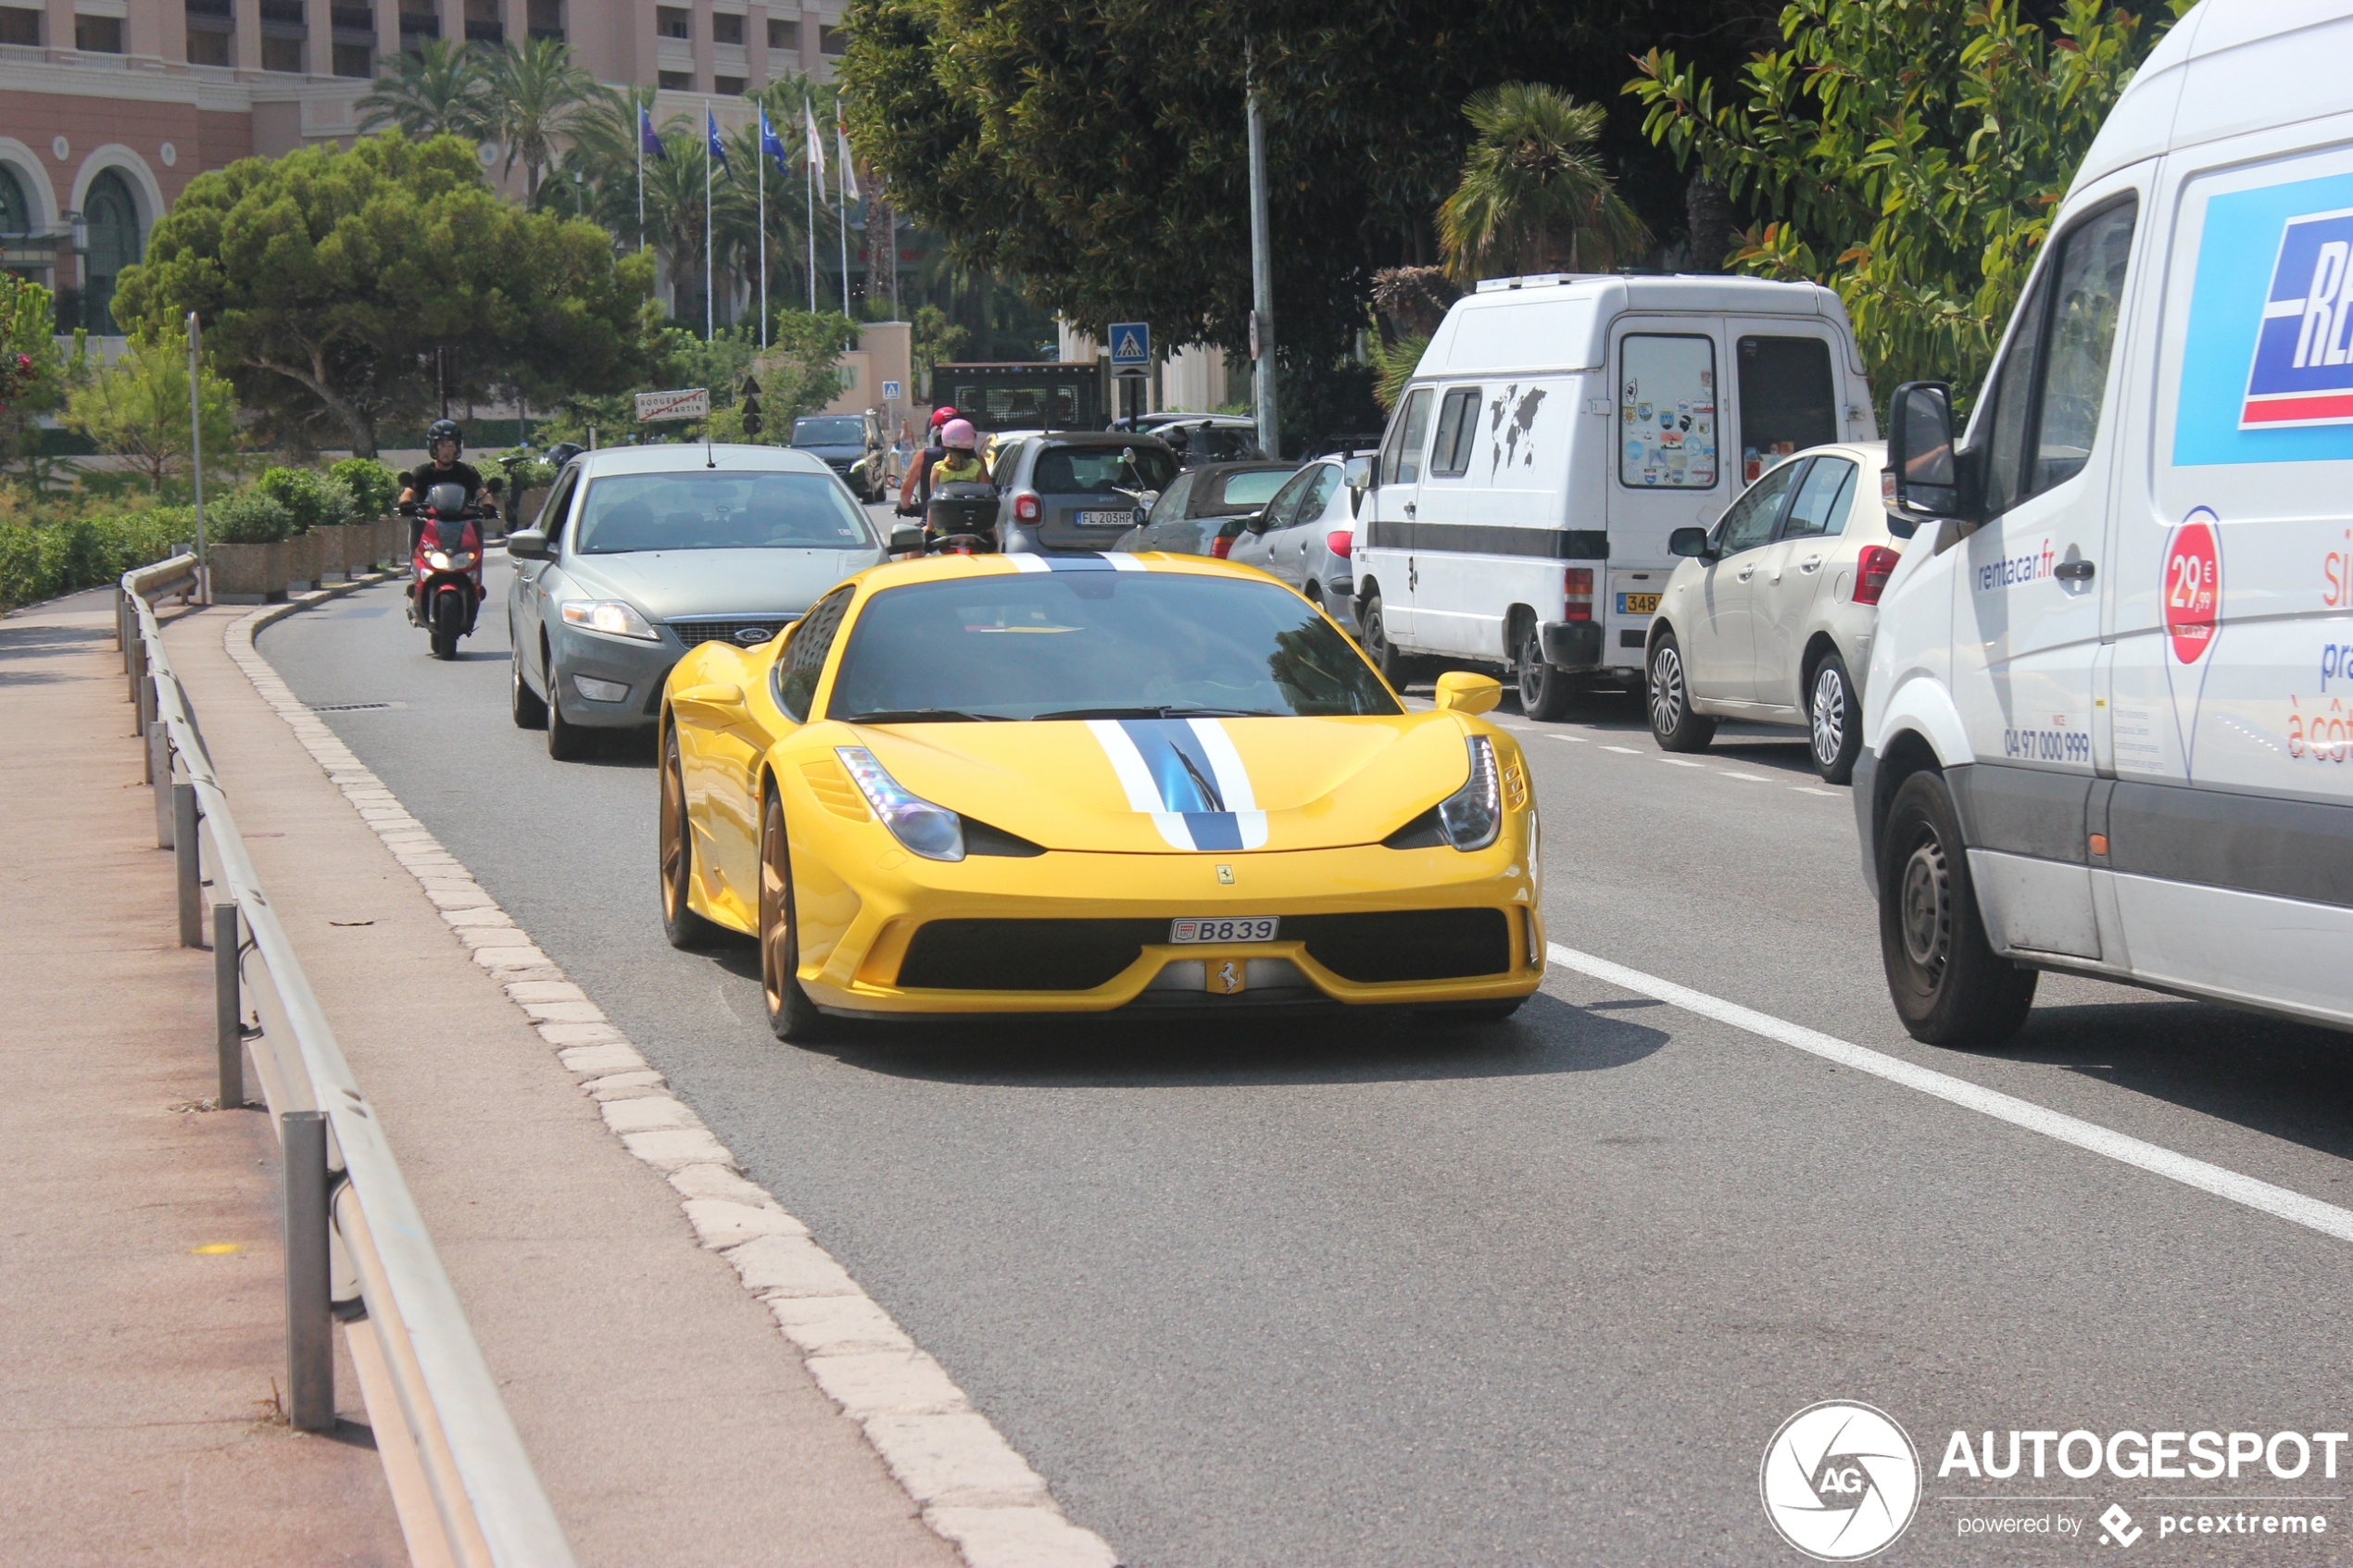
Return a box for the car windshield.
[1033,445,1177,495]
[792,417,865,446]
[1205,470,1294,509]
[826,571,1400,721]
[574,471,874,554]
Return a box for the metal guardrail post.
[283,1110,335,1432]
[175,784,203,947]
[134,645,154,742]
[149,723,173,847]
[216,903,244,1110]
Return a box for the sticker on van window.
[2175,172,2353,465]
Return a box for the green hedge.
[0,507,194,613]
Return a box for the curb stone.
[224,588,1122,1568]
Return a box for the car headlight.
[835,746,965,861]
[560,599,659,641]
[1438,735,1503,850]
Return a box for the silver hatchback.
[1225,453,1366,635]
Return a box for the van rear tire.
[1878,771,2038,1047]
[1516,624,1578,721]
[1361,593,1420,688]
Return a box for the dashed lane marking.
[1601,746,1643,755]
[1656,758,1705,768]
[1719,771,1768,782]
[1546,942,2353,1247]
[1792,785,1841,797]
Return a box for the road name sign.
[1109,322,1150,367]
[635,386,711,422]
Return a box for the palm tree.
[1437,83,1650,283]
[638,128,713,324]
[358,39,491,140]
[482,38,598,203]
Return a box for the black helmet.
[427,419,462,458]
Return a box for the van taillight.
[1014,493,1041,523]
[1854,545,1901,605]
[1327,530,1353,558]
[1564,567,1594,621]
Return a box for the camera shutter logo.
[1760,1401,1920,1561]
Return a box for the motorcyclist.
[896,405,962,515]
[398,420,494,556]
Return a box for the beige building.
[0,0,847,333]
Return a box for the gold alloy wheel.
[760,790,792,1022]
[660,729,686,924]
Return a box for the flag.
[837,121,858,202]
[760,106,788,173]
[706,108,728,169]
[639,103,665,160]
[803,102,825,180]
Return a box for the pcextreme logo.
[1761,1401,1922,1561]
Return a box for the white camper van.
[1353,274,1879,718]
[1862,0,2353,1046]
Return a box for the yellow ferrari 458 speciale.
[657,550,1544,1039]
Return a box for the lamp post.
[1245,52,1279,460]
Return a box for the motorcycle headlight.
[560,599,659,641]
[1437,735,1503,851]
[425,549,476,571]
[426,550,453,570]
[835,746,965,861]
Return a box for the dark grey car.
[989,433,1178,554]
[1113,461,1299,558]
[503,445,887,759]
[791,413,885,501]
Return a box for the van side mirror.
[505,529,550,560]
[887,522,925,555]
[1887,382,1964,520]
[1668,527,1712,560]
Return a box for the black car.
[1113,460,1301,558]
[791,413,885,501]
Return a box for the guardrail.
[118,558,574,1568]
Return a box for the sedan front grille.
[667,618,794,648]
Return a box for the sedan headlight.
[560,599,660,641]
[1437,736,1503,850]
[835,746,965,861]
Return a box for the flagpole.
[704,119,713,342]
[635,99,645,254]
[759,141,767,348]
[837,122,850,317]
[805,125,816,314]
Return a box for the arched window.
[82,168,144,334]
[0,165,29,236]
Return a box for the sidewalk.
[159,596,963,1566]
[0,590,405,1566]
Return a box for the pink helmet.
[941,418,977,451]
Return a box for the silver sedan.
[503,445,894,759]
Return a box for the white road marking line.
[1547,734,1590,743]
[1602,745,1643,755]
[1545,942,2353,1247]
[1793,785,1841,797]
[1656,758,1705,768]
[1719,771,1768,781]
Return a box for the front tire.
[546,661,589,761]
[1808,650,1862,784]
[510,636,547,729]
[759,786,830,1042]
[1515,622,1577,721]
[1646,630,1716,752]
[1360,592,1418,688]
[660,724,727,949]
[1878,771,2037,1047]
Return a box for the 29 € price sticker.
[2164,509,2222,666]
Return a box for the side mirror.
[887,522,925,555]
[1243,508,1271,534]
[673,682,745,715]
[484,475,505,495]
[1887,381,1964,520]
[1433,671,1503,716]
[506,529,551,559]
[1668,526,1712,559]
[1343,454,1373,490]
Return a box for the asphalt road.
[261,554,2353,1566]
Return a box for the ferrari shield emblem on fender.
[1207,958,1246,995]
[1215,865,1235,884]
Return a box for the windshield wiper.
[1029,705,1283,721]
[840,709,1007,724]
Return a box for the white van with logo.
[1861,0,2353,1045]
[1353,274,1878,718]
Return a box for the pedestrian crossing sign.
[1110,322,1150,367]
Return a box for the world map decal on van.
[2174,171,2353,466]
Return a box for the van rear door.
[1609,322,1730,664]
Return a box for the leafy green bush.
[0,506,193,611]
[255,466,358,534]
[208,490,294,545]
[331,457,402,519]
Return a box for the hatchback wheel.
[1646,630,1716,752]
[1878,771,2037,1047]
[1808,650,1863,784]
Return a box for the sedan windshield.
[575,471,874,554]
[827,571,1399,721]
[792,417,865,446]
[1033,446,1177,495]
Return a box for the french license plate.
[1170,917,1279,944]
[1617,592,1661,616]
[1076,509,1134,528]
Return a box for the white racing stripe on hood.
[1084,719,1196,848]
[1188,718,1268,848]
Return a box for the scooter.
[401,481,492,659]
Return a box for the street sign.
[635,386,711,422]
[881,379,902,401]
[1109,321,1150,367]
